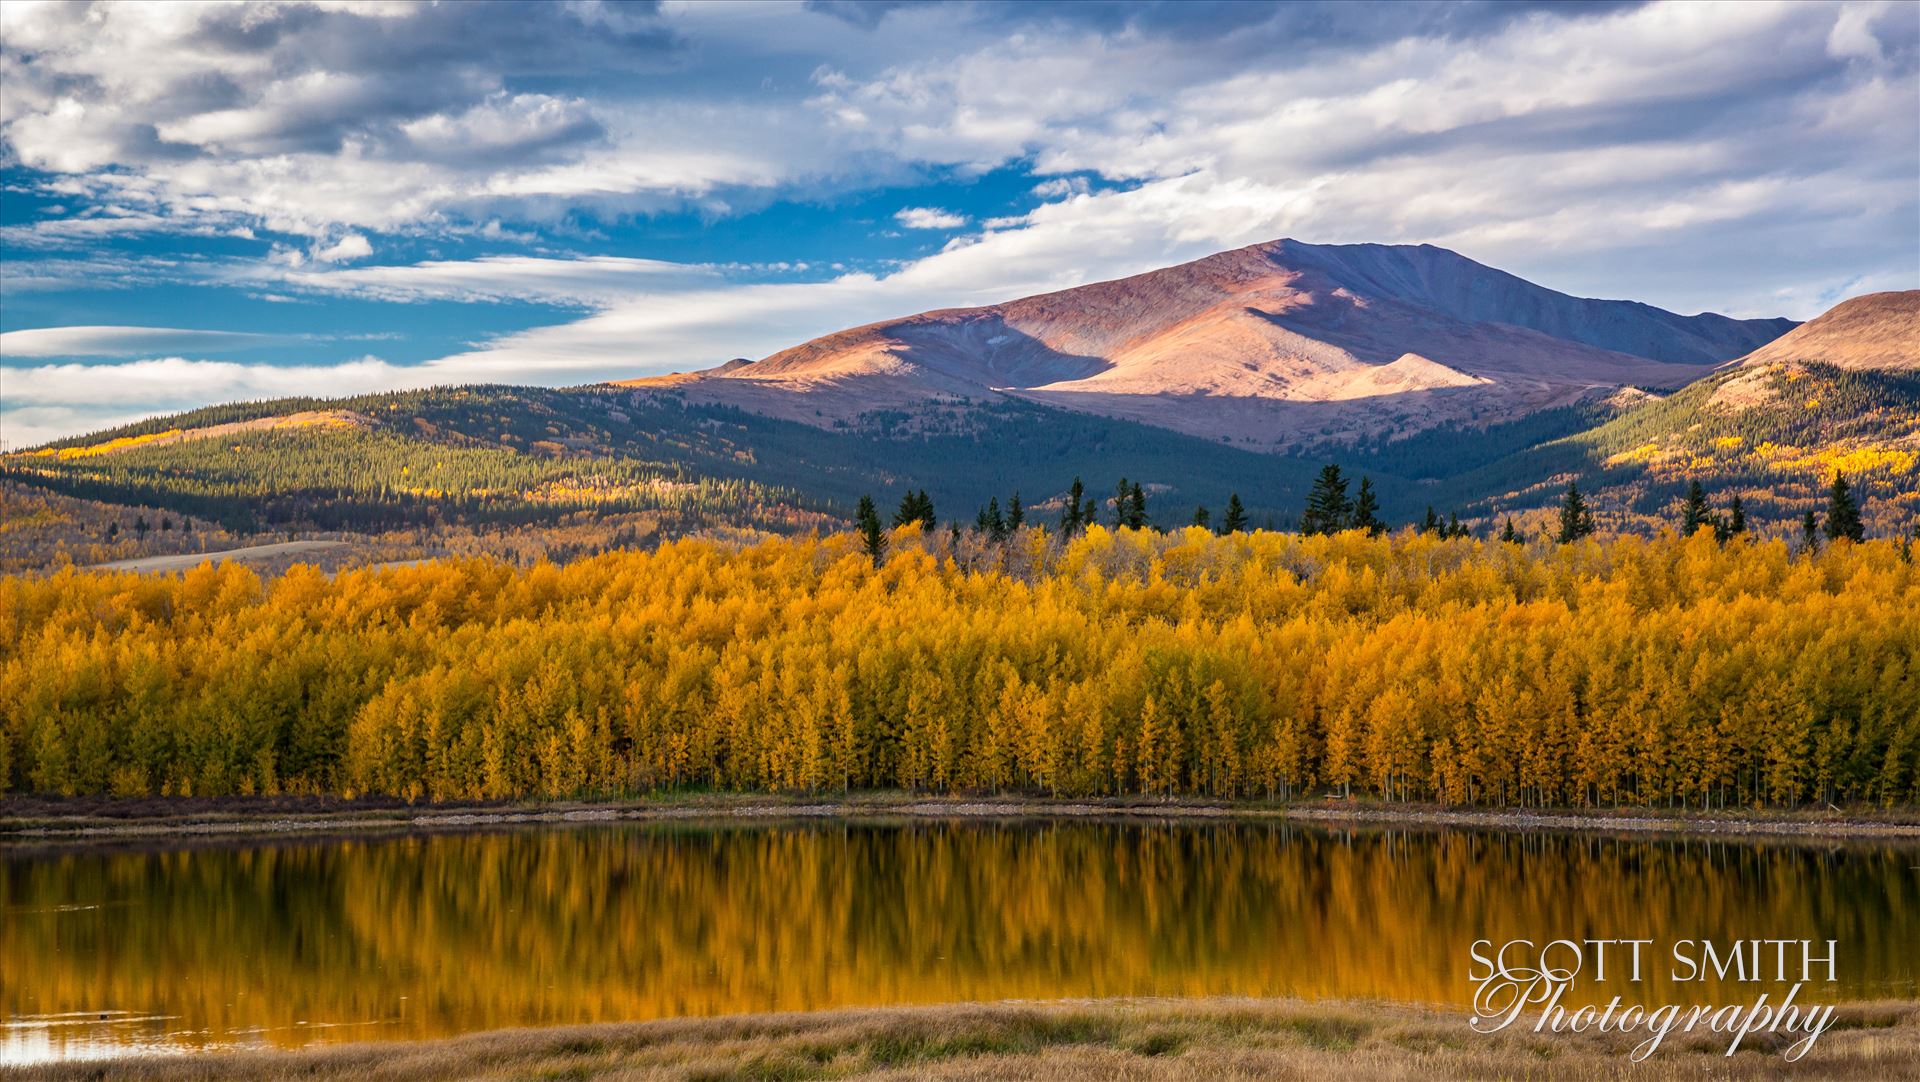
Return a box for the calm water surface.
[4,819,1917,1063]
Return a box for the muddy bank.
[6,792,1919,845]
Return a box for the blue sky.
[1,0,1915,448]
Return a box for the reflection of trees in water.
[3,824,1915,1049]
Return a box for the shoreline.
[7,792,1920,845]
[12,997,1920,1082]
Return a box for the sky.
[1,0,1916,449]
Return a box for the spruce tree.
[1680,479,1710,537]
[1352,476,1384,535]
[1128,481,1148,529]
[1221,493,1248,535]
[1556,481,1595,543]
[1824,472,1864,542]
[1113,477,1131,528]
[1301,464,1352,536]
[986,497,1006,541]
[1801,509,1820,553]
[1422,506,1442,535]
[856,495,886,566]
[1499,517,1520,544]
[1061,477,1086,535]
[893,491,920,529]
[1007,492,1024,531]
[1727,494,1746,536]
[1192,505,1211,529]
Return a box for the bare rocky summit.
[620,240,1798,448]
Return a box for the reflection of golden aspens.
[5,823,1915,1054]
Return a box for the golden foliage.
[2,527,1917,806]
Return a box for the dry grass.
[14,998,1920,1082]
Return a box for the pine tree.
[1301,464,1353,536]
[134,515,150,540]
[890,489,935,530]
[1127,481,1148,529]
[1556,482,1595,543]
[1680,479,1710,537]
[106,522,119,541]
[1727,495,1746,536]
[1007,493,1024,531]
[1499,517,1520,544]
[1352,477,1384,535]
[1824,472,1864,543]
[986,497,1007,541]
[1061,477,1086,535]
[856,495,886,566]
[1446,512,1465,539]
[1221,494,1247,535]
[1801,509,1820,553]
[1112,478,1131,529]
[1422,506,1442,535]
[1192,505,1211,529]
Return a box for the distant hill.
[0,385,1339,550]
[1733,290,1919,372]
[1442,291,1920,535]
[624,239,1796,449]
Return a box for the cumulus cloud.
[1,0,1915,446]
[0,0,697,235]
[893,206,969,229]
[312,233,373,263]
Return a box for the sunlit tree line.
[2,525,1915,806]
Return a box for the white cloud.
[1,0,1914,447]
[893,206,969,229]
[0,326,286,358]
[253,254,723,306]
[1031,177,1090,198]
[312,234,373,263]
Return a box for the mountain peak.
[621,239,1799,450]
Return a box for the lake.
[4,819,1917,1064]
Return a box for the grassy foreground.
[18,999,1920,1082]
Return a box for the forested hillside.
[0,385,1341,540]
[4,526,1914,807]
[4,358,1914,569]
[1439,363,1920,535]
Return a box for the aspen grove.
[2,525,1915,807]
